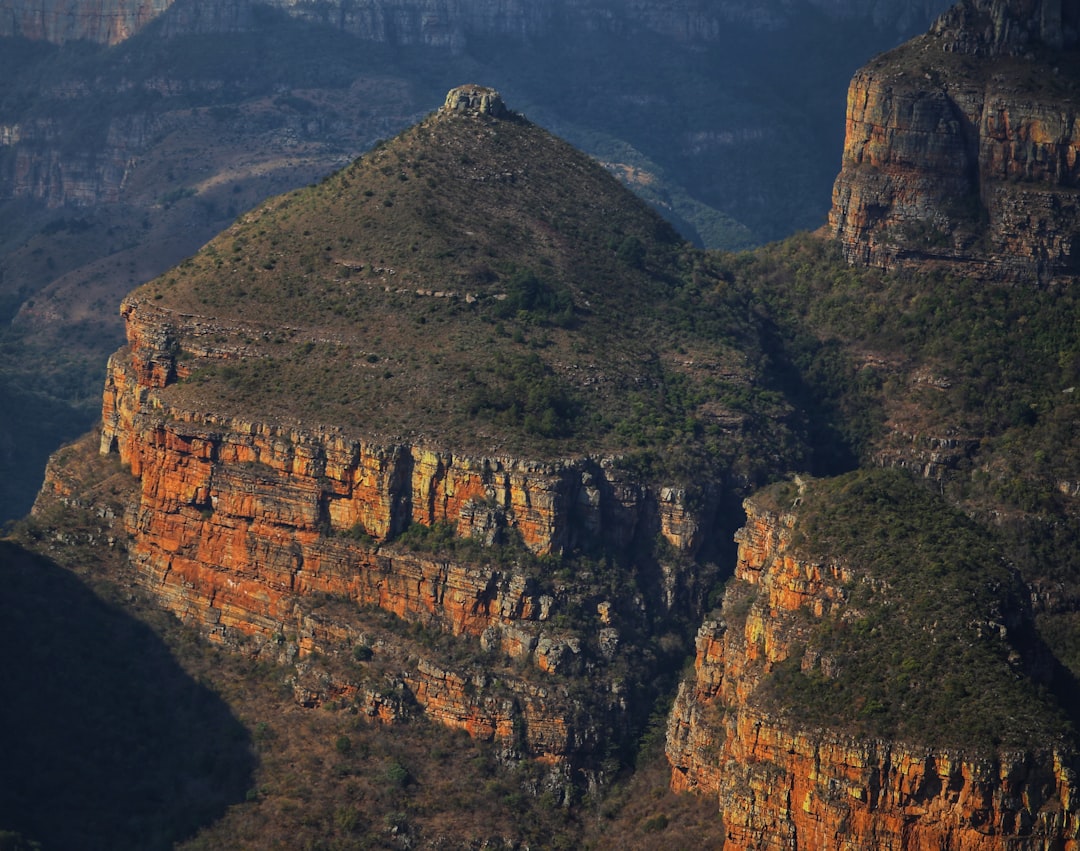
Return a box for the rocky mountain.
[830,0,1080,281]
[8,1,1080,849]
[51,84,798,810]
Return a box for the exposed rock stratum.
[829,0,1080,282]
[78,84,764,783]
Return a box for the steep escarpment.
[86,85,788,781]
[829,0,1080,282]
[667,470,1080,849]
[0,0,174,43]
[1,114,158,207]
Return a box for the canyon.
[0,0,953,47]
[0,0,953,524]
[6,1,1080,849]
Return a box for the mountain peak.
[441,85,511,119]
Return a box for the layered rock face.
[95,282,709,767]
[829,0,1080,283]
[34,431,619,771]
[0,115,153,207]
[102,298,707,561]
[666,484,1080,849]
[930,0,1080,55]
[0,0,173,43]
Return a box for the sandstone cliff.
[666,472,1080,849]
[81,87,740,780]
[829,0,1080,282]
[90,291,712,773]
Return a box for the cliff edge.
[667,470,1080,849]
[80,85,791,784]
[829,0,1080,283]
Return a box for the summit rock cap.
[441,85,510,118]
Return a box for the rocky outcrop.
[666,482,1080,849]
[829,1,1080,283]
[442,84,509,118]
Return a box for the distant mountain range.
[0,0,953,46]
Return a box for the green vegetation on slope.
[738,234,1080,706]
[754,469,1073,750]
[143,104,805,483]
[743,233,1080,569]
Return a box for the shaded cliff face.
[0,0,174,43]
[930,0,1080,55]
[666,471,1080,849]
[829,1,1080,282]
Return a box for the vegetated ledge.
[667,468,1080,848]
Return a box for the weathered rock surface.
[102,298,709,560]
[91,256,710,769]
[666,488,1080,849]
[31,430,622,770]
[829,0,1080,283]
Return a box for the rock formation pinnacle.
[441,85,510,118]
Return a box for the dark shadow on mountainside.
[0,541,254,850]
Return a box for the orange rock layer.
[96,295,698,764]
[104,298,705,559]
[666,497,1080,850]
